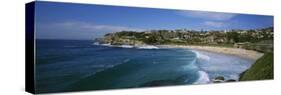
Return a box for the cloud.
[203,21,225,27]
[55,21,143,32]
[177,10,237,21]
[36,21,143,40]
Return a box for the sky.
[35,1,273,40]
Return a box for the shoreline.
[157,44,265,83]
[158,45,264,61]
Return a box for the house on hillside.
[234,42,249,48]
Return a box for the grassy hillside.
[239,53,273,81]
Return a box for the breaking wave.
[136,45,159,49]
[193,70,210,84]
[193,50,210,61]
[93,42,159,49]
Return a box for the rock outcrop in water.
[213,76,225,83]
[226,79,237,82]
[212,76,237,83]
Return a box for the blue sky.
[35,1,273,40]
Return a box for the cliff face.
[239,53,273,81]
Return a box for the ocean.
[35,39,254,93]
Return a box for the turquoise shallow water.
[35,39,254,93]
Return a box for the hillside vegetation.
[239,53,274,81]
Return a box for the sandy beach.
[158,45,264,61]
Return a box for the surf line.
[191,50,211,84]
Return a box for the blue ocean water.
[35,39,254,93]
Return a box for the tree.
[226,32,239,43]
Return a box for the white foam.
[93,42,100,45]
[118,45,134,48]
[93,42,160,49]
[100,43,112,47]
[193,51,210,61]
[193,71,210,84]
[136,45,159,49]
